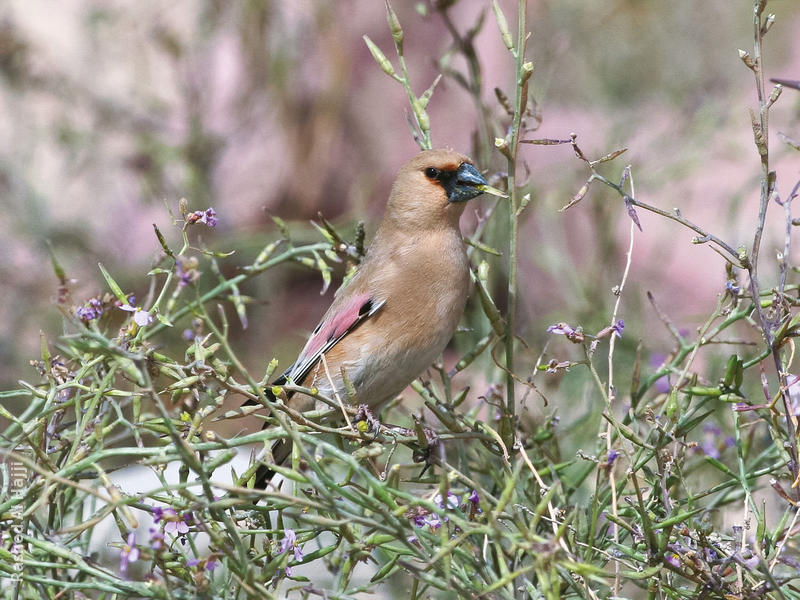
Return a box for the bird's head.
[385,149,488,231]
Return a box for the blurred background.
[2,3,800,595]
[1,0,799,428]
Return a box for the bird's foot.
[412,425,441,476]
[354,404,380,438]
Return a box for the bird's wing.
[247,294,384,487]
[284,293,385,386]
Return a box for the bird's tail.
[252,436,293,489]
[244,371,293,490]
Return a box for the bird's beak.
[446,163,488,203]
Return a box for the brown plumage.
[255,149,487,482]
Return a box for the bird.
[251,148,488,486]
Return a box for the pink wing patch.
[299,293,371,363]
[287,294,384,384]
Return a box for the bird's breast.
[337,230,470,405]
[303,229,470,409]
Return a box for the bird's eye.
[424,167,440,179]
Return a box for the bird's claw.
[412,425,440,474]
[354,404,380,438]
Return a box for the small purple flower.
[76,297,104,322]
[176,256,200,288]
[189,207,218,228]
[165,518,190,535]
[606,449,620,466]
[75,306,97,321]
[120,303,154,327]
[595,320,625,341]
[177,263,192,288]
[650,354,670,394]
[433,492,460,510]
[623,195,643,232]
[409,492,467,532]
[425,513,443,530]
[547,322,585,343]
[545,359,572,373]
[467,490,483,518]
[186,558,200,568]
[152,507,171,524]
[654,376,670,394]
[148,527,165,551]
[154,507,192,535]
[701,440,720,460]
[279,528,296,550]
[664,552,681,568]
[206,559,218,572]
[547,322,576,336]
[611,320,624,338]
[696,422,725,459]
[120,532,140,576]
[279,529,304,562]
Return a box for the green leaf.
[464,238,502,256]
[704,455,737,477]
[675,408,715,437]
[98,262,129,304]
[722,354,743,390]
[47,241,67,284]
[370,554,401,583]
[491,0,514,52]
[363,35,396,78]
[152,223,174,258]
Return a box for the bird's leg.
[354,404,381,439]
[411,424,441,476]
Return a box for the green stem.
[142,242,330,339]
[745,0,799,494]
[503,0,527,437]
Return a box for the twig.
[605,167,637,595]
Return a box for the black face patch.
[424,162,488,203]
